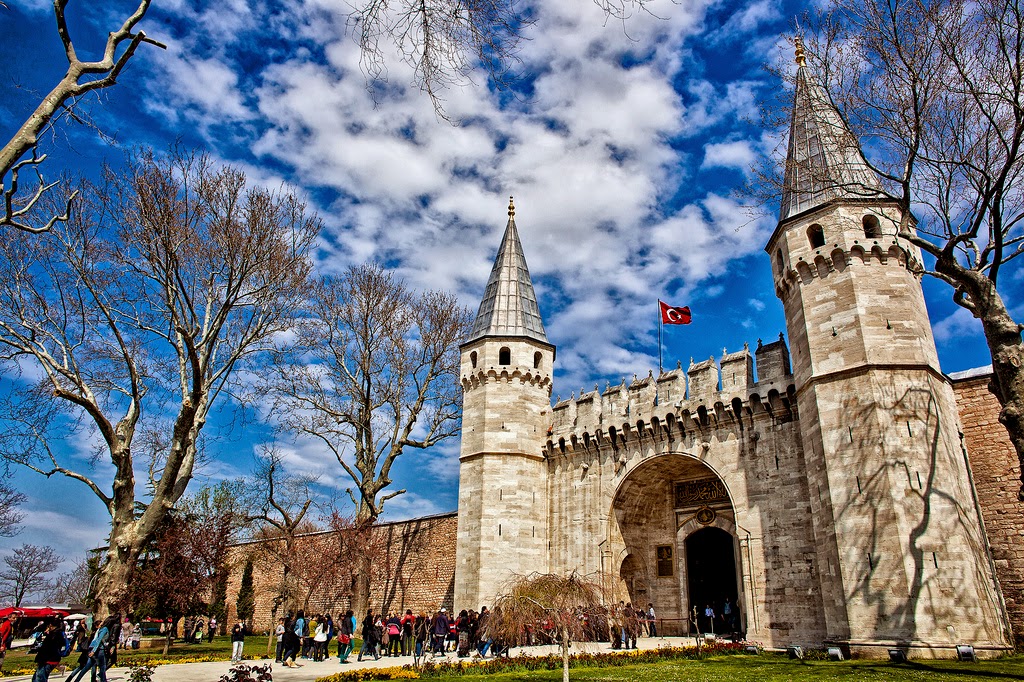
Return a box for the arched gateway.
[610,453,744,636]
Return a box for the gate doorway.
[685,527,739,634]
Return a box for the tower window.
[499,347,511,365]
[470,351,478,369]
[863,215,882,238]
[534,351,542,369]
[807,224,825,248]
[775,248,784,273]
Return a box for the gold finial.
[794,36,807,67]
[508,196,515,219]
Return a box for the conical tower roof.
[466,198,548,344]
[779,39,884,221]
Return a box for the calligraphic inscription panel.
[674,477,728,507]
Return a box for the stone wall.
[952,373,1024,648]
[223,512,457,633]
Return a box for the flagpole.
[658,300,663,375]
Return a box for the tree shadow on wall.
[831,377,999,645]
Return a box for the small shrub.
[218,662,273,682]
[128,663,156,682]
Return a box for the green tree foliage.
[235,559,255,626]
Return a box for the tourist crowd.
[269,601,661,668]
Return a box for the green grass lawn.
[420,653,1024,682]
[0,635,271,674]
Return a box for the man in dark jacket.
[431,609,450,656]
[31,618,64,682]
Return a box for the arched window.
[470,351,478,369]
[863,214,881,238]
[499,347,511,365]
[775,248,784,273]
[807,223,825,248]
[533,352,542,369]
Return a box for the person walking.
[413,613,428,665]
[647,603,657,638]
[230,620,245,662]
[273,618,286,663]
[400,609,414,656]
[281,619,302,668]
[0,614,14,673]
[357,609,379,662]
[337,610,354,663]
[431,608,449,656]
[385,614,401,657]
[312,617,327,661]
[67,615,115,682]
[31,618,65,682]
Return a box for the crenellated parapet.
[461,366,553,393]
[775,238,922,300]
[546,338,797,454]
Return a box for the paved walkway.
[13,636,697,682]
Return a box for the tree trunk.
[91,544,140,621]
[560,626,570,682]
[938,259,1024,502]
[981,310,1024,501]
[352,551,372,619]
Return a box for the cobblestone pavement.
[7,636,695,682]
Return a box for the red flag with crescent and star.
[659,300,692,325]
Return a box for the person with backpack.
[413,613,429,664]
[386,614,401,657]
[400,609,414,656]
[67,615,116,682]
[31,618,65,682]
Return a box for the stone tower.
[454,198,554,611]
[766,42,1010,653]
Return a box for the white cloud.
[933,306,980,343]
[703,140,757,172]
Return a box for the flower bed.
[315,642,750,681]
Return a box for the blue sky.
[0,0,1008,580]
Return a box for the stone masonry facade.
[223,51,1023,658]
[223,513,457,633]
[952,374,1024,648]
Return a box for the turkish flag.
[660,301,692,325]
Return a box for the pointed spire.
[466,197,549,344]
[779,38,884,221]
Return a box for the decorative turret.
[779,38,884,222]
[768,41,1009,654]
[454,198,553,612]
[466,197,548,345]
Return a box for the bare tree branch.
[1,0,165,233]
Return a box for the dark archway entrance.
[685,527,739,634]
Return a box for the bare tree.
[264,263,470,615]
[0,544,61,607]
[760,0,1024,499]
[46,557,92,605]
[0,481,25,538]
[1,0,163,233]
[245,446,318,621]
[490,572,607,682]
[0,147,320,619]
